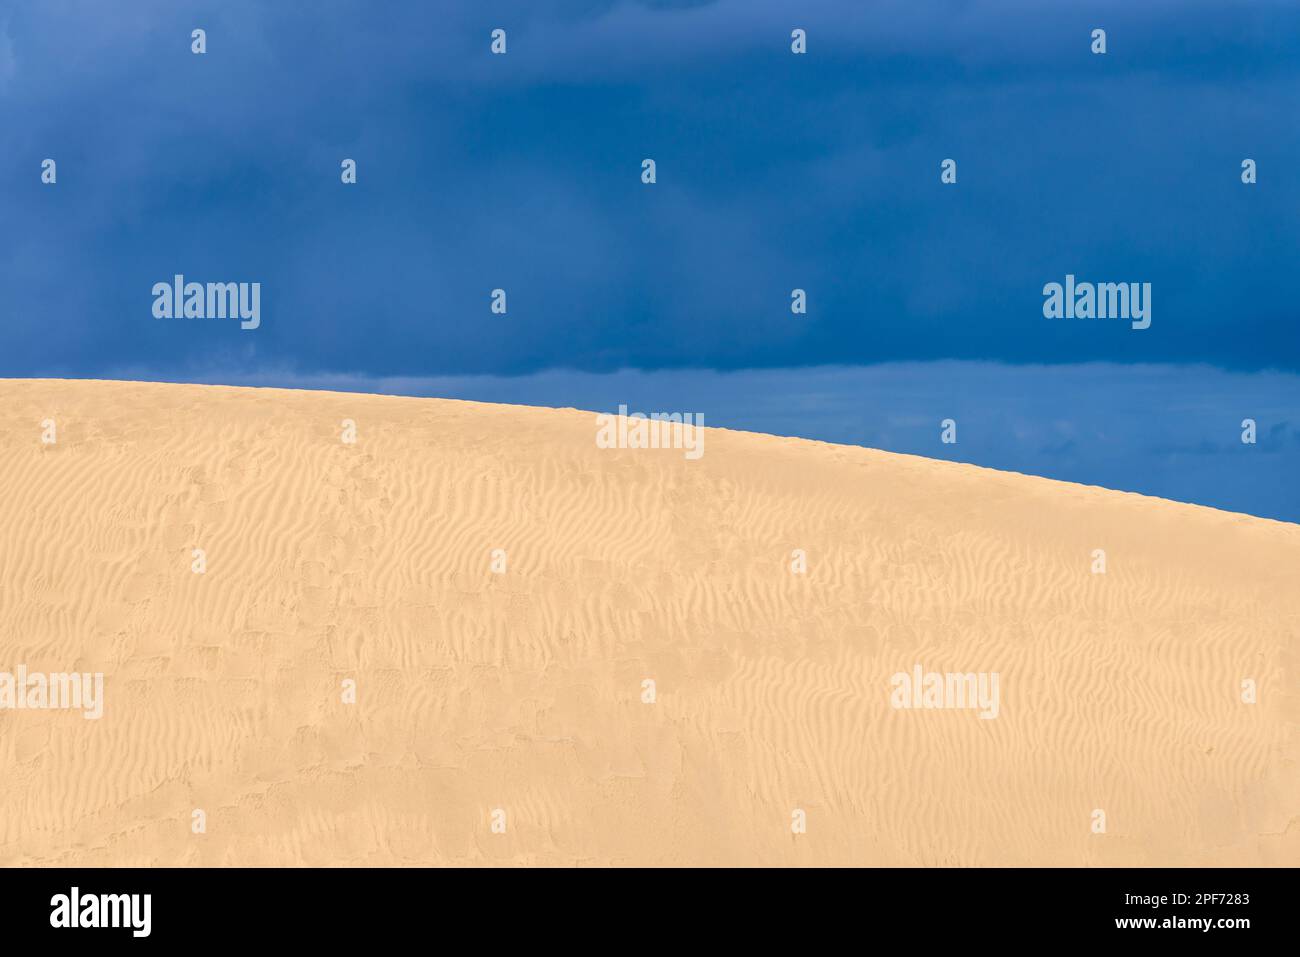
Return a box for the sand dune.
[0,378,1296,866]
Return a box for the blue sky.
[1,1,1297,520]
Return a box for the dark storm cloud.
[1,0,1296,378]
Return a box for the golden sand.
[0,379,1296,865]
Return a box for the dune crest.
[0,379,1296,866]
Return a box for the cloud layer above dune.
[1,0,1297,376]
[100,361,1300,523]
